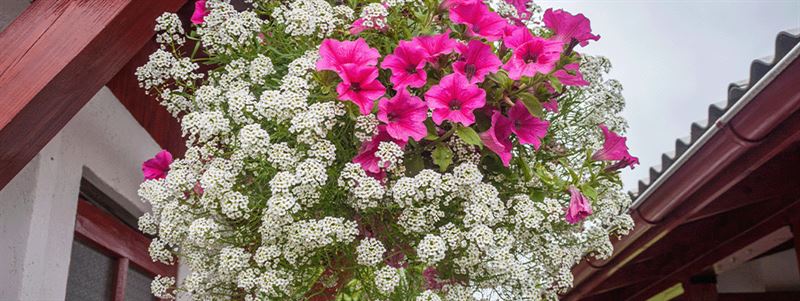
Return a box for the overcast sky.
[539,0,800,191]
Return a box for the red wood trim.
[114,258,130,301]
[568,107,800,299]
[623,198,800,301]
[74,199,176,277]
[0,0,187,190]
[718,292,800,301]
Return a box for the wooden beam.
[0,0,187,190]
[718,292,800,301]
[585,197,789,297]
[623,198,800,301]
[586,146,800,294]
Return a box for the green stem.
[517,146,533,182]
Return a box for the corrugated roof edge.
[629,29,800,203]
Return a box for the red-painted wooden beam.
[718,292,800,301]
[0,0,187,190]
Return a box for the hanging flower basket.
[137,0,638,300]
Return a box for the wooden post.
[113,258,130,301]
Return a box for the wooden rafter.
[0,0,187,190]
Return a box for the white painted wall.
[0,0,29,31]
[0,87,161,300]
[717,248,800,293]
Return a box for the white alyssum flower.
[375,265,401,294]
[151,275,175,299]
[154,12,185,46]
[417,234,447,265]
[417,290,443,301]
[356,237,386,266]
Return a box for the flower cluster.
[136,0,637,300]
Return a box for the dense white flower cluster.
[375,265,401,293]
[136,49,201,91]
[154,13,185,46]
[197,0,264,54]
[358,3,390,31]
[357,237,387,266]
[417,234,447,264]
[272,0,353,37]
[136,1,634,300]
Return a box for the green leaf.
[534,165,555,186]
[405,155,424,176]
[518,92,544,117]
[432,144,454,172]
[488,72,513,89]
[530,190,545,202]
[455,126,483,148]
[424,120,439,141]
[580,184,598,201]
[549,75,564,93]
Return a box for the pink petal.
[480,111,514,166]
[142,150,173,180]
[566,186,593,224]
[543,8,600,47]
[317,38,381,73]
[190,0,209,25]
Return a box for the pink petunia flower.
[317,38,381,74]
[441,0,480,9]
[424,73,486,126]
[566,186,593,224]
[502,37,563,80]
[553,63,589,86]
[336,64,386,115]
[508,100,550,149]
[142,150,172,180]
[453,40,502,84]
[542,99,559,113]
[353,125,407,179]
[191,0,210,25]
[480,111,514,166]
[543,8,600,47]
[381,41,429,89]
[449,2,508,41]
[411,30,460,63]
[377,89,429,142]
[503,25,534,49]
[592,124,639,170]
